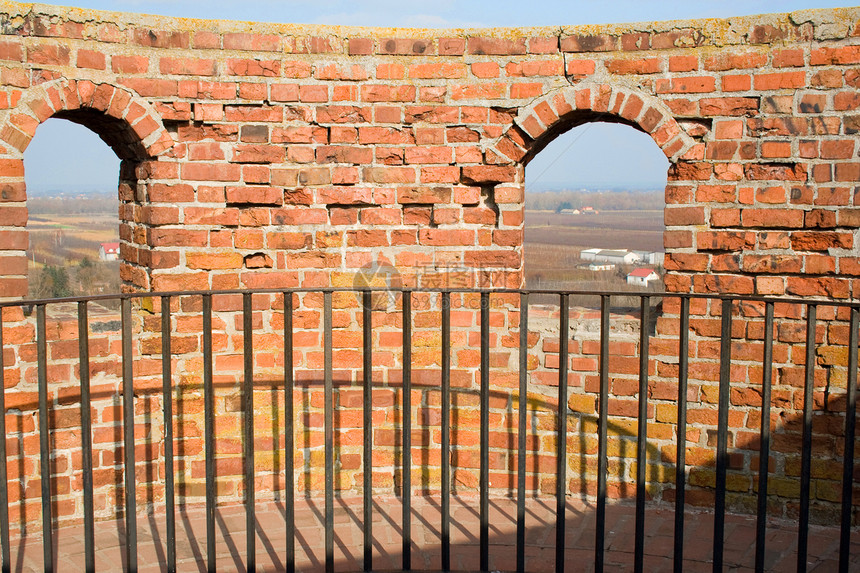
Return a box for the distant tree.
[37,265,72,298]
[555,201,572,213]
[75,256,97,294]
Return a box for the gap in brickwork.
[523,121,670,308]
[23,117,122,300]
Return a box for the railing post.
[78,301,95,573]
[517,292,529,573]
[798,304,817,573]
[480,291,490,572]
[161,296,176,573]
[839,305,858,573]
[36,304,53,573]
[755,301,774,573]
[402,290,412,572]
[595,295,610,573]
[441,291,451,572]
[556,293,569,573]
[203,294,215,573]
[0,307,8,573]
[243,292,256,572]
[713,298,733,573]
[634,296,650,573]
[673,296,689,573]
[324,291,334,573]
[362,291,373,572]
[284,292,295,573]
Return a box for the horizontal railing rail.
[0,287,857,573]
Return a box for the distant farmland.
[524,209,664,295]
[28,213,118,267]
[525,210,664,252]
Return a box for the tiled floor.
[7,495,859,572]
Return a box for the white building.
[99,242,119,261]
[626,268,660,286]
[633,250,665,265]
[581,248,639,265]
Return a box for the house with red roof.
[99,242,120,262]
[626,268,659,287]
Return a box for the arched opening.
[524,120,669,306]
[0,80,174,300]
[24,117,121,298]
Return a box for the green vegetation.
[31,265,71,298]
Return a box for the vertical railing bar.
[402,291,412,572]
[363,291,373,572]
[595,295,610,573]
[713,298,733,573]
[122,298,137,573]
[634,296,650,573]
[480,291,490,573]
[441,291,451,572]
[284,293,295,573]
[78,301,95,573]
[324,292,334,573]
[517,293,529,573]
[556,293,569,573]
[243,293,256,573]
[0,307,8,573]
[839,306,858,573]
[673,296,690,573]
[36,304,53,573]
[755,301,774,573]
[203,294,216,573]
[161,296,176,573]
[798,303,816,573]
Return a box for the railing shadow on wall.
[0,287,858,572]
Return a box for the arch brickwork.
[0,77,174,296]
[487,81,698,165]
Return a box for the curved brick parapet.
[0,5,858,557]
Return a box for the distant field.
[523,209,665,294]
[525,210,664,252]
[28,213,118,267]
[23,204,663,299]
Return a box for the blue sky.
[24,0,850,193]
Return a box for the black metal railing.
[0,287,857,573]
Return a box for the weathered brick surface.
[0,5,855,299]
[0,2,858,541]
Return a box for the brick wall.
[0,5,858,298]
[0,2,858,534]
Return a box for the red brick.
[704,52,767,71]
[159,57,216,76]
[669,55,698,72]
[76,49,105,70]
[810,45,860,65]
[27,42,70,65]
[0,39,22,62]
[378,38,434,55]
[223,32,280,52]
[699,97,758,116]
[753,72,805,90]
[467,37,526,55]
[606,58,660,74]
[226,59,280,77]
[560,34,617,52]
[656,77,715,94]
[741,209,804,228]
